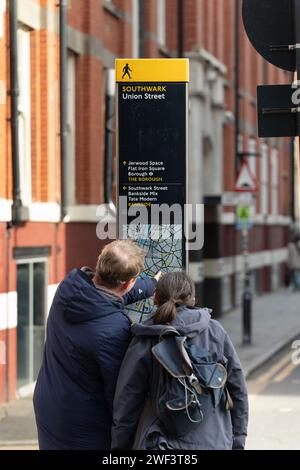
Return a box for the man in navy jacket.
[33,240,158,450]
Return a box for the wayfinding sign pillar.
[115,58,189,319]
[116,58,189,266]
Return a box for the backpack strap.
[158,326,181,341]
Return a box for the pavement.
[219,288,300,378]
[0,288,299,449]
[0,397,38,450]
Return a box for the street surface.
[247,345,300,450]
[1,345,300,450]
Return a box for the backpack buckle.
[188,373,203,395]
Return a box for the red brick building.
[0,0,298,403]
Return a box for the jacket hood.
[55,268,124,324]
[132,306,212,338]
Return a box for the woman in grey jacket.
[112,272,248,450]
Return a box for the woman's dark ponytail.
[155,299,177,325]
[154,272,195,325]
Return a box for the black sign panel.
[118,83,186,188]
[117,82,187,275]
[257,84,300,137]
[243,0,295,72]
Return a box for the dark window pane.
[33,262,46,380]
[17,264,30,387]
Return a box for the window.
[66,51,77,206]
[132,0,140,57]
[248,137,257,214]
[222,275,232,312]
[260,143,269,215]
[238,134,243,154]
[271,148,279,215]
[250,269,260,296]
[271,264,280,291]
[248,138,257,178]
[0,0,5,39]
[18,28,31,207]
[157,0,166,46]
[235,272,243,307]
[17,260,47,389]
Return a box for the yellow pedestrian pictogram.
[116,59,189,83]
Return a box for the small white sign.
[222,191,254,206]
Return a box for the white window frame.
[248,137,257,178]
[157,0,166,46]
[66,50,76,206]
[18,27,32,207]
[271,148,279,216]
[260,143,269,215]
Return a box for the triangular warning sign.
[235,161,258,193]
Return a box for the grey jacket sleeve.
[223,333,249,450]
[111,337,151,450]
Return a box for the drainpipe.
[5,224,12,402]
[178,0,184,58]
[9,0,22,225]
[104,69,116,216]
[138,0,145,57]
[59,0,68,220]
[234,0,240,176]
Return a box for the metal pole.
[293,0,300,230]
[242,228,252,345]
[60,0,68,220]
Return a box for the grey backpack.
[151,326,233,438]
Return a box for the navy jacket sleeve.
[111,337,151,449]
[93,314,132,414]
[223,333,249,450]
[123,277,157,306]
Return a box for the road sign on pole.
[243,0,300,139]
[236,205,253,231]
[257,84,300,138]
[235,160,257,193]
[243,0,295,72]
